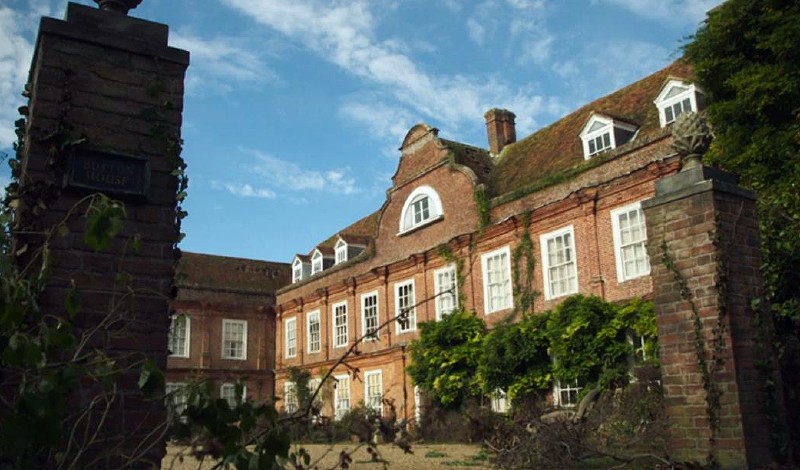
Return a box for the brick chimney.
[484,108,516,156]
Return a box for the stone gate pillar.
[11,2,188,467]
[642,115,787,468]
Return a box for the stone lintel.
[36,2,189,65]
[642,165,755,210]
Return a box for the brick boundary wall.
[643,165,787,468]
[13,4,188,467]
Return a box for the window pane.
[308,312,321,353]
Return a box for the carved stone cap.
[671,111,712,171]
[93,0,143,14]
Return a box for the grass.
[442,450,490,467]
[425,450,449,458]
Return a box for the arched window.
[399,185,443,233]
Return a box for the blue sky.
[1,0,721,263]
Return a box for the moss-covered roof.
[317,211,380,250]
[440,138,493,184]
[177,251,291,293]
[492,60,693,196]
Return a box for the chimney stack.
[484,108,516,156]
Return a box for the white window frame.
[540,226,578,300]
[169,314,190,358]
[654,79,701,127]
[335,238,347,265]
[361,291,380,341]
[334,374,350,420]
[579,114,637,159]
[165,382,188,417]
[394,279,417,334]
[611,202,651,282]
[332,301,349,348]
[292,257,304,283]
[221,319,247,360]
[364,370,383,416]
[283,381,298,414]
[580,115,615,159]
[434,265,458,320]
[311,250,323,275]
[554,378,582,408]
[399,185,443,234]
[285,317,297,358]
[306,310,321,354]
[481,247,513,314]
[491,388,510,413]
[220,382,246,408]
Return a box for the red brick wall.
[14,5,188,467]
[644,169,784,467]
[167,288,278,401]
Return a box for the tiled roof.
[177,251,291,293]
[491,60,693,197]
[338,234,371,246]
[319,211,380,249]
[440,139,493,184]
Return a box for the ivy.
[511,211,538,316]
[437,243,466,307]
[546,295,649,391]
[478,313,551,399]
[661,238,721,467]
[406,309,487,407]
[473,185,491,231]
[409,296,656,409]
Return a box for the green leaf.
[84,195,126,251]
[64,288,81,319]
[137,358,165,399]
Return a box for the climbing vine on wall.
[437,243,466,307]
[661,237,723,468]
[511,211,538,316]
[473,185,491,231]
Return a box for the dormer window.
[579,114,638,160]
[654,79,703,127]
[399,185,443,234]
[311,250,323,275]
[291,256,309,284]
[292,260,303,283]
[335,239,347,265]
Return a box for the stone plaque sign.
[65,149,150,199]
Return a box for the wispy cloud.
[211,181,276,198]
[0,5,41,148]
[170,31,280,94]
[339,96,415,155]
[594,0,723,26]
[552,40,673,101]
[243,148,361,195]
[219,0,551,139]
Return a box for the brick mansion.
[168,59,702,420]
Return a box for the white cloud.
[0,6,37,148]
[595,0,723,25]
[339,96,415,152]
[170,31,279,94]
[243,148,361,195]
[219,0,550,139]
[212,181,276,198]
[466,18,485,45]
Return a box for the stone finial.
[671,111,712,171]
[93,0,143,14]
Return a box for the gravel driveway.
[162,442,492,470]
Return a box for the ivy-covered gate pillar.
[10,1,188,467]
[642,114,787,468]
